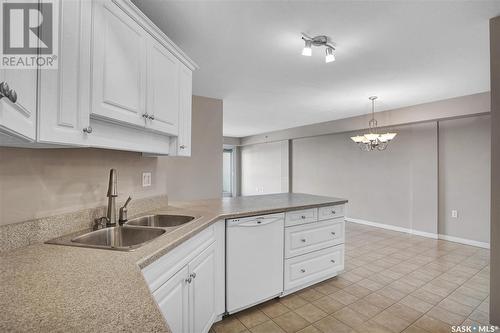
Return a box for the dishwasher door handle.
[229,217,282,227]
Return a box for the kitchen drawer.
[318,205,344,221]
[285,218,344,258]
[284,244,344,291]
[285,208,317,227]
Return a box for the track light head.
[325,47,335,63]
[302,39,312,56]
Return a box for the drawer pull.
[301,215,306,219]
[301,238,306,243]
[331,232,336,236]
[331,210,336,214]
[331,260,336,263]
[185,277,192,284]
[300,269,306,273]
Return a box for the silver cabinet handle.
[179,145,187,149]
[148,114,155,120]
[83,126,93,134]
[190,273,196,279]
[0,81,17,103]
[331,260,336,263]
[7,89,17,103]
[301,215,306,219]
[0,82,9,94]
[331,210,336,214]
[331,231,336,236]
[142,113,149,119]
[301,239,306,243]
[185,277,192,284]
[300,269,306,273]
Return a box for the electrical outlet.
[451,210,458,218]
[142,172,152,187]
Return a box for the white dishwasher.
[226,213,284,313]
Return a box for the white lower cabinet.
[189,243,217,333]
[153,266,190,333]
[153,243,216,333]
[142,221,224,333]
[283,204,346,294]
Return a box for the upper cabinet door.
[0,0,37,142]
[91,0,147,127]
[189,242,217,333]
[38,0,92,145]
[0,69,37,141]
[147,39,179,135]
[177,64,193,156]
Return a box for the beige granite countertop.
[0,193,346,332]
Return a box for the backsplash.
[0,147,169,226]
[0,195,168,252]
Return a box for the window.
[223,148,233,197]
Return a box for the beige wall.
[241,141,289,196]
[292,123,438,234]
[0,95,223,226]
[164,96,223,201]
[438,115,491,244]
[490,15,500,325]
[241,92,490,146]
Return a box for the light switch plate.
[142,172,152,187]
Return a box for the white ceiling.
[133,0,500,137]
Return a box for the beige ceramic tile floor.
[211,222,491,333]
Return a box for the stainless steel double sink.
[47,214,196,251]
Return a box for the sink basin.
[70,226,165,250]
[125,214,195,228]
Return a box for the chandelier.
[350,96,397,151]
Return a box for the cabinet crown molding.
[114,0,199,71]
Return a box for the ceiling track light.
[301,32,336,63]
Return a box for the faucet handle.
[123,196,132,208]
[119,196,132,225]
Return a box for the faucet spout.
[107,169,118,198]
[106,169,118,226]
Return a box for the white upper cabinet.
[0,0,37,142]
[0,0,197,155]
[91,0,147,128]
[175,64,193,156]
[0,69,37,141]
[147,39,180,136]
[38,0,92,145]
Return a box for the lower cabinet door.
[189,242,217,333]
[153,266,189,333]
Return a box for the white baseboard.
[345,217,490,249]
[437,234,490,249]
[345,217,438,239]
